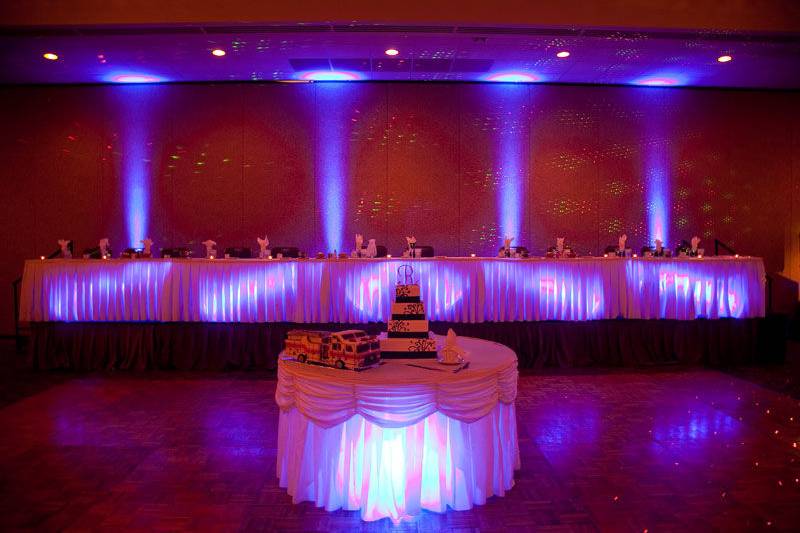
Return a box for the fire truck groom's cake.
[379,264,437,358]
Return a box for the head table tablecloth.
[275,335,519,522]
[19,256,765,323]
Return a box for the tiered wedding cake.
[379,265,437,358]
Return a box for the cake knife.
[405,363,445,372]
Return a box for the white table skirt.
[19,256,765,323]
[275,336,520,522]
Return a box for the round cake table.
[275,335,519,523]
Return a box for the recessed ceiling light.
[384,48,399,56]
[556,51,570,58]
[211,49,226,57]
[717,55,732,63]
[43,52,58,61]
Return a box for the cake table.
[275,335,519,523]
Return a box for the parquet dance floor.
[1,364,799,531]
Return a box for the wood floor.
[0,358,799,531]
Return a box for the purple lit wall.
[0,82,799,333]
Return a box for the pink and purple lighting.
[484,72,540,83]
[107,72,165,84]
[632,73,689,87]
[298,70,363,81]
[643,92,671,248]
[495,84,527,241]
[316,83,353,252]
[115,85,162,247]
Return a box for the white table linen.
[275,336,519,522]
[19,256,765,323]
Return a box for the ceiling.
[1,23,799,88]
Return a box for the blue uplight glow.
[646,161,670,248]
[484,72,540,83]
[496,85,527,241]
[643,108,671,248]
[299,70,362,81]
[106,72,165,84]
[316,83,353,252]
[116,86,160,247]
[632,73,689,87]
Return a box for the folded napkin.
[141,238,153,256]
[99,238,110,256]
[691,236,701,253]
[556,237,565,253]
[355,233,364,252]
[366,238,377,258]
[257,236,270,258]
[618,234,627,251]
[655,239,663,254]
[58,239,72,258]
[440,328,467,364]
[202,240,217,258]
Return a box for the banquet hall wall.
[1,82,799,334]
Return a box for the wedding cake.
[379,265,437,358]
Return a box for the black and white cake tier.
[380,283,437,358]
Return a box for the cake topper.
[396,264,418,285]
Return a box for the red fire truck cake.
[284,329,381,370]
[379,264,438,359]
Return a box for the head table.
[275,335,519,523]
[19,256,765,324]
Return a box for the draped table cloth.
[19,256,765,324]
[275,335,519,522]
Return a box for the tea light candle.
[209,255,215,260]
[40,255,45,260]
[386,254,392,258]
[470,253,476,258]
